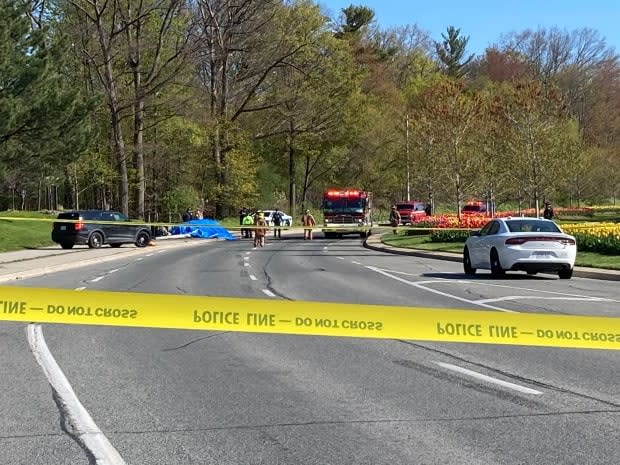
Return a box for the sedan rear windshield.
[506,220,561,233]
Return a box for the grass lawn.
[0,211,57,253]
[381,233,620,270]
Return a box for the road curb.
[363,233,620,281]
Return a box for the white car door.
[478,221,501,267]
[468,221,494,267]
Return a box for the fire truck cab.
[322,189,372,238]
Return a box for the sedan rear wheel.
[490,249,505,277]
[463,247,476,276]
[558,268,573,279]
[88,232,103,249]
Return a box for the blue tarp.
[169,219,236,240]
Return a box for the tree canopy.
[2,0,620,214]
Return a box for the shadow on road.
[420,272,555,281]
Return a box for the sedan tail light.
[505,236,575,245]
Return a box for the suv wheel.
[135,231,150,248]
[88,232,103,249]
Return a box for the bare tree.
[194,0,317,216]
[67,0,131,214]
[65,0,193,217]
[118,0,193,218]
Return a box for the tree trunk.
[129,7,145,220]
[213,124,225,218]
[288,120,296,219]
[111,108,129,215]
[95,8,129,216]
[134,95,145,219]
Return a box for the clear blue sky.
[319,0,620,56]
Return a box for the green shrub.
[430,229,470,243]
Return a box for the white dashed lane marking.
[249,275,258,281]
[435,362,543,395]
[90,276,105,283]
[262,289,276,297]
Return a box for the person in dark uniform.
[543,202,554,220]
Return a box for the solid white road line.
[249,275,258,281]
[371,267,620,302]
[365,266,515,313]
[435,361,543,395]
[27,324,127,464]
[262,289,276,297]
[90,276,105,283]
[474,295,611,304]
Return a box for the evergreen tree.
[0,0,91,161]
[435,26,474,78]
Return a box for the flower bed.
[409,213,620,254]
[561,222,620,255]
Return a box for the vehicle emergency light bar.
[326,190,366,198]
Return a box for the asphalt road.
[1,233,618,464]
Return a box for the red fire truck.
[322,189,372,238]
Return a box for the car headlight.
[325,219,330,223]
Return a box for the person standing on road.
[242,210,254,239]
[389,205,401,234]
[302,209,316,240]
[254,212,267,247]
[272,208,283,239]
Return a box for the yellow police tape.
[1,286,618,350]
[0,216,462,232]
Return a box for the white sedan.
[463,218,576,279]
[263,210,293,227]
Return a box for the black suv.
[51,210,151,249]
